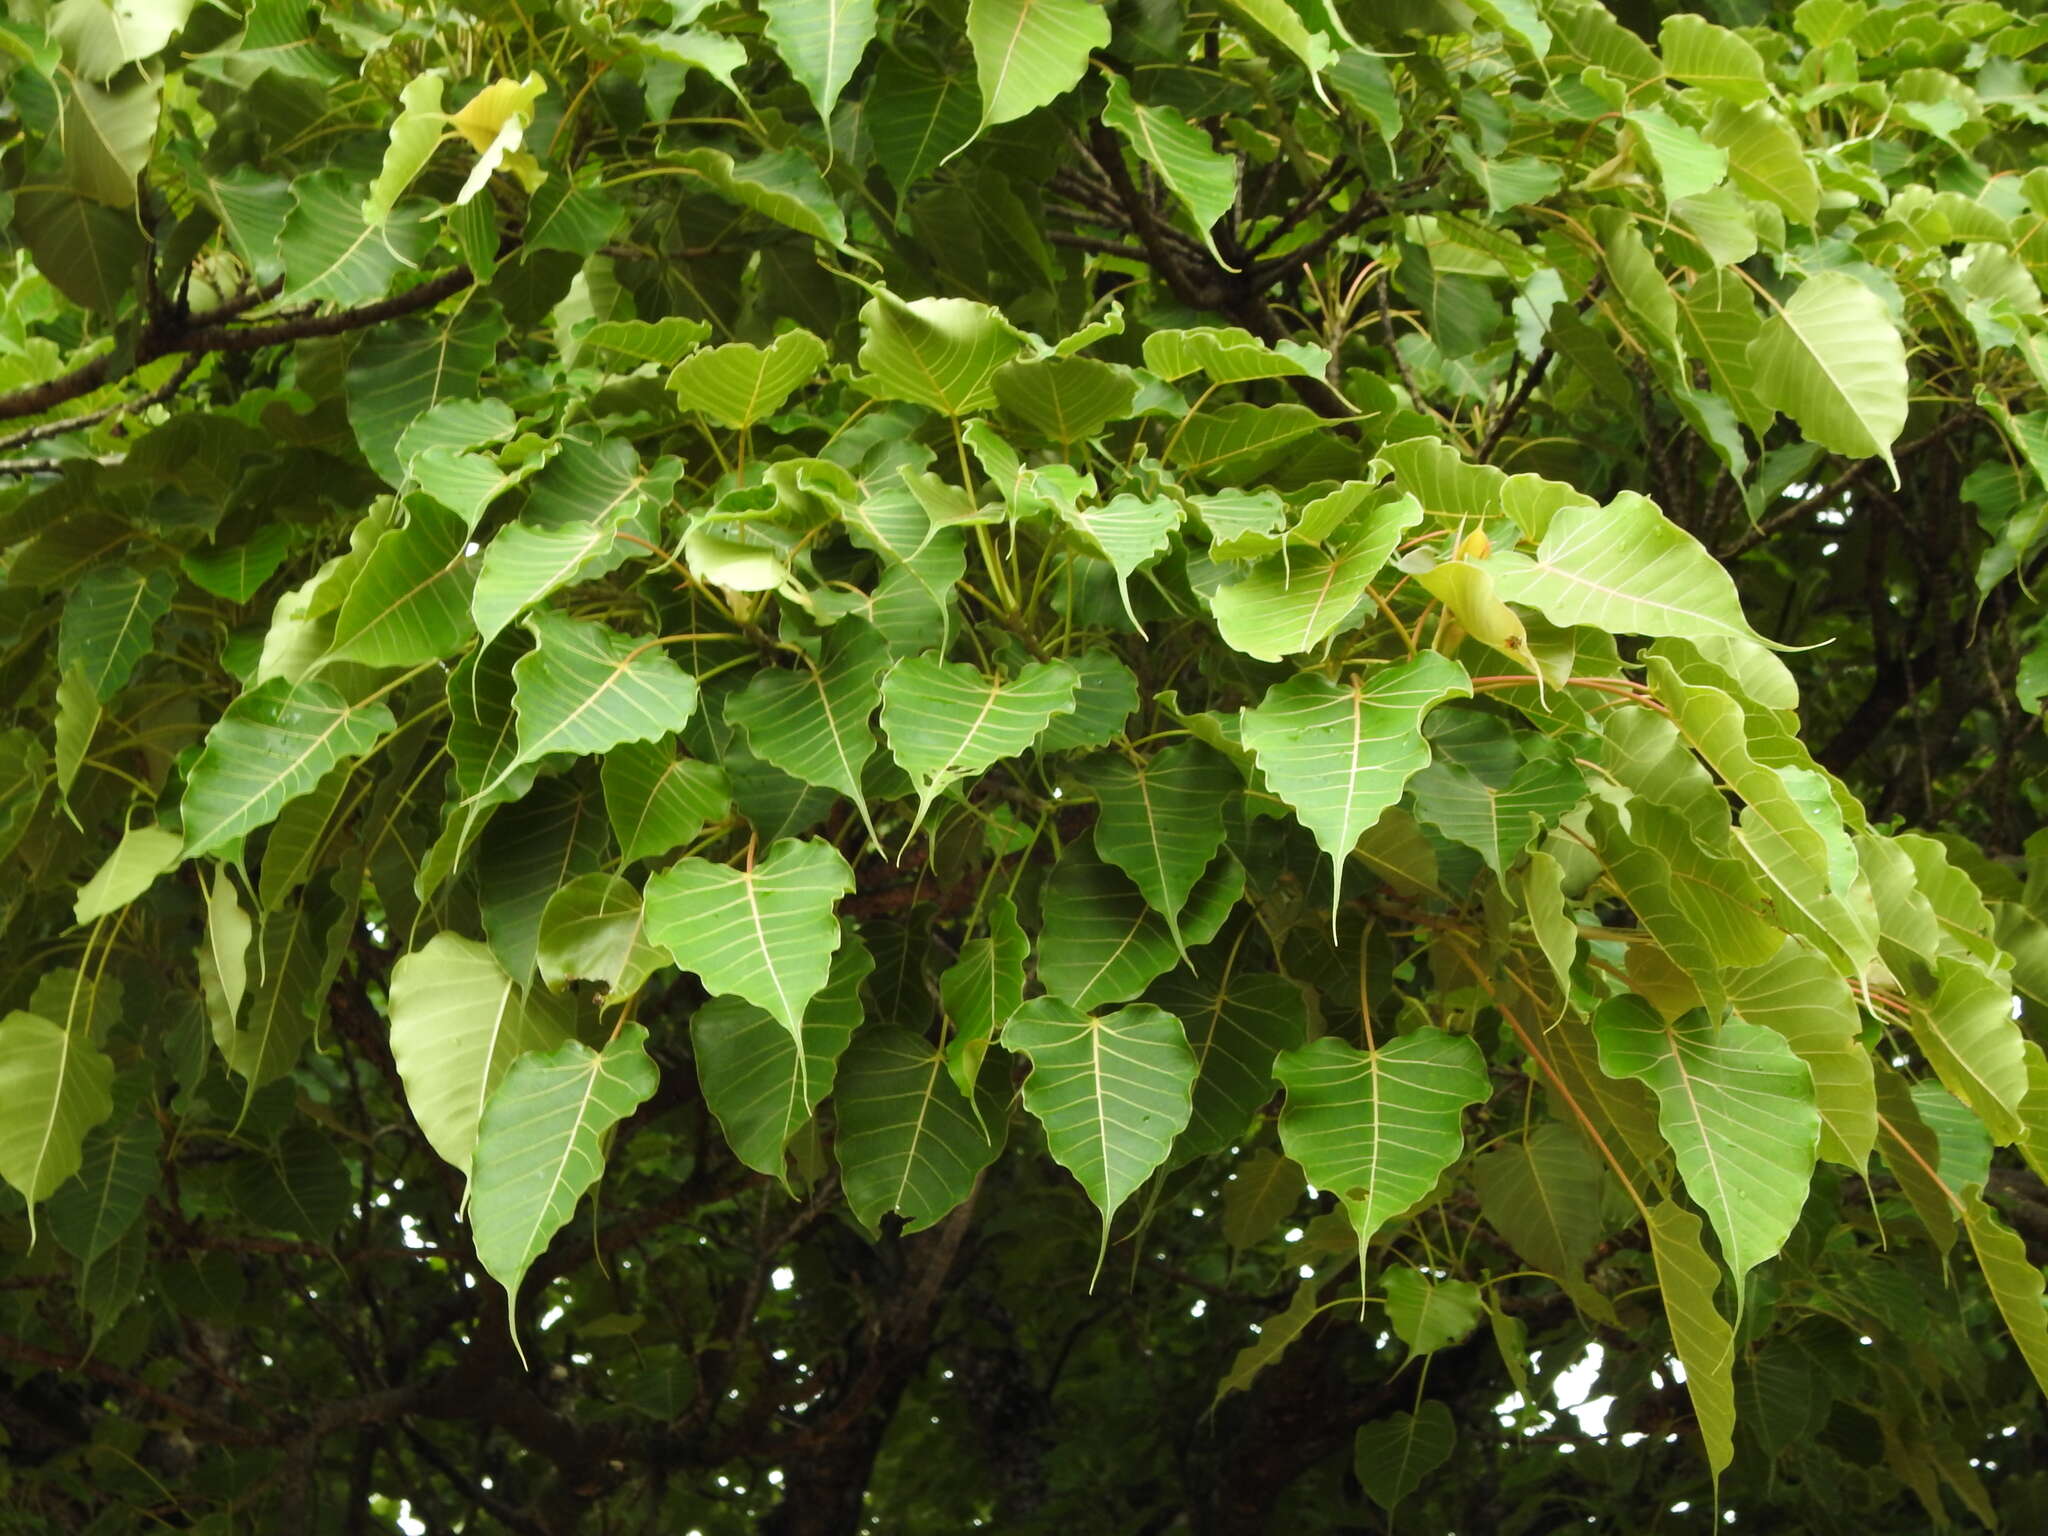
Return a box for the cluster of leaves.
[3,0,2048,1531]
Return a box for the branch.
[0,267,474,425]
[0,355,200,453]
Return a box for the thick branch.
[0,267,474,426]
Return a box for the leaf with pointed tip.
[214,882,338,1091]
[965,0,1109,134]
[1354,1400,1456,1514]
[643,838,853,1048]
[1907,956,2027,1144]
[493,611,698,797]
[603,737,730,865]
[183,526,293,605]
[363,72,448,225]
[348,305,510,484]
[1749,272,1909,483]
[1037,649,1139,753]
[835,1026,1001,1232]
[693,925,872,1183]
[1103,78,1237,263]
[1037,839,1245,1010]
[1059,494,1180,631]
[1726,938,1875,1168]
[182,679,396,857]
[469,1025,659,1337]
[1594,995,1817,1289]
[1410,757,1584,875]
[59,564,175,701]
[1240,654,1471,903]
[1645,1201,1737,1480]
[1082,743,1238,950]
[536,873,664,999]
[0,1012,115,1234]
[668,330,828,428]
[1471,1121,1606,1292]
[1149,948,1307,1161]
[1961,1184,2048,1399]
[479,776,608,986]
[73,824,182,924]
[940,895,1027,1101]
[675,147,847,248]
[1485,492,1769,645]
[856,288,1033,416]
[760,0,877,121]
[325,499,476,667]
[726,623,889,844]
[1007,997,1197,1260]
[1274,1030,1489,1267]
[879,655,1078,833]
[1222,1148,1305,1250]
[388,933,573,1179]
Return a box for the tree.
[2,0,2047,1530]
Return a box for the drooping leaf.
[46,1105,159,1265]
[1593,996,1818,1291]
[181,679,396,858]
[1645,1201,1737,1480]
[1149,950,1307,1161]
[939,894,1027,1101]
[834,1026,1001,1233]
[879,655,1078,834]
[1036,838,1244,1010]
[324,498,477,667]
[1080,742,1238,950]
[58,564,175,702]
[1007,997,1198,1266]
[964,0,1109,134]
[1354,1399,1456,1515]
[668,331,829,428]
[1748,272,1910,483]
[469,1024,659,1340]
[536,873,665,999]
[72,824,182,924]
[760,0,879,122]
[1102,77,1237,262]
[1383,1267,1483,1356]
[603,737,730,865]
[725,622,890,845]
[1274,1030,1489,1269]
[0,1012,116,1235]
[389,932,574,1180]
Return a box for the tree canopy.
[3,0,2048,1531]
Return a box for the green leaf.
[1037,838,1244,1010]
[643,837,854,1050]
[493,610,699,797]
[536,873,665,999]
[1485,492,1769,645]
[867,54,979,193]
[1660,14,1771,105]
[1748,272,1910,483]
[1627,109,1729,203]
[73,823,182,924]
[1150,952,1307,1161]
[668,331,829,429]
[214,882,338,1092]
[726,622,890,845]
[1144,326,1329,385]
[363,72,449,226]
[1645,1201,1737,1480]
[940,895,1028,1101]
[1221,1147,1306,1249]
[49,0,198,81]
[879,655,1078,834]
[1211,519,1409,663]
[760,0,878,122]
[0,1012,115,1235]
[469,1024,659,1341]
[183,526,292,604]
[1240,654,1472,906]
[693,924,872,1183]
[348,305,510,484]
[228,1122,351,1243]
[479,776,609,985]
[60,73,159,208]
[1470,1122,1605,1288]
[1594,996,1818,1289]
[1218,0,1335,82]
[182,679,396,858]
[1008,997,1198,1266]
[1081,743,1237,951]
[324,499,476,667]
[1102,77,1237,263]
[472,501,651,646]
[1907,957,2028,1144]
[1274,1030,1489,1267]
[1726,938,1876,1169]
[1704,101,1819,225]
[993,355,1139,445]
[1961,1184,2048,1400]
[675,146,847,247]
[965,0,1109,133]
[1058,494,1181,631]
[388,932,574,1180]
[46,1106,159,1264]
[1383,1267,1482,1356]
[834,1026,1001,1232]
[1410,757,1585,876]
[577,317,713,370]
[602,737,730,865]
[58,564,175,701]
[1354,1400,1456,1514]
[857,288,1034,416]
[279,169,433,307]
[1166,402,1325,481]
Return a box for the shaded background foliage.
[3,1,2048,1533]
